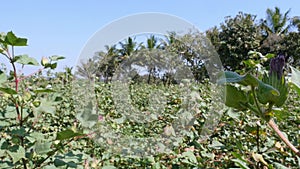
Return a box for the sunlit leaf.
[33,98,56,115]
[34,141,52,155]
[217,71,258,87]
[290,66,300,89]
[273,162,289,169]
[50,55,65,61]
[34,89,55,93]
[7,145,25,164]
[182,151,197,163]
[0,71,7,84]
[208,140,224,149]
[252,152,268,166]
[0,87,17,94]
[257,73,288,107]
[56,129,84,141]
[5,31,27,46]
[232,159,250,169]
[256,79,280,105]
[14,55,39,66]
[224,85,248,110]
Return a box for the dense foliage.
[1,7,300,169]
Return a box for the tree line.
[77,7,300,83]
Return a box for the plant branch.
[256,122,260,153]
[18,68,44,82]
[268,118,300,157]
[35,138,75,168]
[251,86,263,115]
[9,46,21,124]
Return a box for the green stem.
[251,86,263,115]
[256,122,260,153]
[35,138,75,168]
[240,102,260,116]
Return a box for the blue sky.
[1,1,300,72]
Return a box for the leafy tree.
[279,32,300,65]
[207,12,261,71]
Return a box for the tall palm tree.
[76,58,98,80]
[262,7,291,36]
[260,7,294,54]
[97,45,119,82]
[119,37,137,56]
[146,35,158,50]
[292,16,300,31]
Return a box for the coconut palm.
[76,58,98,80]
[261,7,291,36]
[119,37,138,56]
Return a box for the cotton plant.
[218,54,300,162]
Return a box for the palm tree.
[146,35,158,50]
[97,45,119,83]
[76,58,98,80]
[261,7,291,36]
[292,16,300,31]
[260,7,293,54]
[119,37,138,56]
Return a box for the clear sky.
[1,1,300,72]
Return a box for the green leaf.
[252,152,268,166]
[34,141,52,155]
[224,85,248,110]
[227,108,240,120]
[265,53,275,59]
[34,88,55,93]
[0,87,17,94]
[208,140,224,149]
[33,98,56,115]
[14,55,39,66]
[217,71,259,87]
[54,159,66,167]
[56,129,84,141]
[10,127,27,137]
[44,63,57,69]
[7,145,25,164]
[257,73,288,107]
[200,151,215,159]
[182,151,197,163]
[26,132,45,143]
[50,55,65,61]
[273,162,289,169]
[256,79,280,105]
[231,159,250,169]
[0,71,7,84]
[66,162,77,168]
[50,62,57,69]
[290,66,300,89]
[5,31,27,46]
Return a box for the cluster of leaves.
[0,32,91,168]
[206,7,300,72]
[62,78,300,168]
